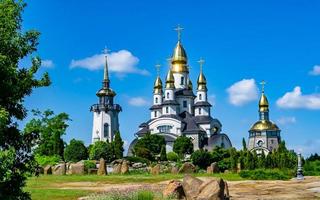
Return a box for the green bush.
[84,160,96,172]
[167,152,179,162]
[133,133,166,161]
[64,139,88,162]
[125,156,150,164]
[304,160,320,176]
[239,169,291,180]
[89,141,113,162]
[191,150,212,169]
[35,154,61,167]
[173,136,194,157]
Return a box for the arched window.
[198,108,202,115]
[183,100,187,108]
[180,76,184,85]
[154,111,157,117]
[155,97,158,104]
[166,107,169,114]
[199,94,202,100]
[104,123,109,138]
[166,92,170,99]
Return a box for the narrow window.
[104,123,109,138]
[183,100,187,108]
[166,107,169,114]
[154,111,157,117]
[166,92,169,99]
[180,76,184,85]
[198,108,202,115]
[199,94,202,100]
[155,97,158,104]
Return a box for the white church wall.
[196,91,207,103]
[173,72,188,89]
[177,97,194,114]
[149,118,181,136]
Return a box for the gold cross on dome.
[197,57,205,72]
[166,57,172,67]
[174,24,184,41]
[155,63,161,76]
[260,80,267,93]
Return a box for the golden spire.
[197,58,207,91]
[259,80,269,112]
[165,69,175,89]
[171,25,188,73]
[96,47,116,97]
[154,64,163,94]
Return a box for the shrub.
[64,139,88,162]
[239,169,291,180]
[133,133,165,160]
[304,160,320,176]
[35,154,61,167]
[167,152,179,162]
[191,150,212,169]
[173,136,194,157]
[84,160,96,172]
[125,156,150,164]
[159,145,167,161]
[89,141,113,162]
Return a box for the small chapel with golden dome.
[248,82,281,155]
[128,27,232,154]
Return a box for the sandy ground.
[56,176,320,199]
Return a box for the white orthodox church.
[90,52,122,143]
[128,28,232,154]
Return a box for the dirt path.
[56,176,320,199]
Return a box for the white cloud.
[41,59,54,68]
[309,65,320,76]
[277,116,296,125]
[227,79,259,106]
[70,50,149,76]
[128,97,149,107]
[276,86,320,110]
[289,139,320,157]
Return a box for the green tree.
[173,136,194,157]
[89,141,113,162]
[159,145,167,161]
[191,150,212,169]
[112,131,124,159]
[242,137,247,151]
[24,109,70,157]
[134,132,165,160]
[167,152,179,162]
[0,0,50,198]
[64,139,88,162]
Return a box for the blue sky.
[21,0,320,156]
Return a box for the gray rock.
[44,165,52,175]
[52,162,66,175]
[97,158,107,175]
[179,162,196,174]
[163,180,186,199]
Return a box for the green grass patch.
[25,188,90,200]
[239,169,292,180]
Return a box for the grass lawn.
[26,173,243,200]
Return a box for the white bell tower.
[90,48,122,143]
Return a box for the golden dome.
[153,76,163,94]
[171,41,189,73]
[259,93,269,112]
[250,120,279,131]
[188,79,193,90]
[197,72,207,91]
[165,69,175,89]
[96,87,116,97]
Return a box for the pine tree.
[160,145,167,161]
[112,131,124,159]
[242,137,247,151]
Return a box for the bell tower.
[90,48,122,143]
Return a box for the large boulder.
[132,162,144,169]
[88,168,98,175]
[179,175,229,200]
[207,162,219,174]
[163,180,185,199]
[121,160,129,174]
[179,162,196,174]
[237,162,241,173]
[113,164,121,174]
[70,161,85,175]
[52,162,66,175]
[182,175,203,199]
[197,178,225,200]
[44,165,52,175]
[97,158,107,175]
[150,164,161,175]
